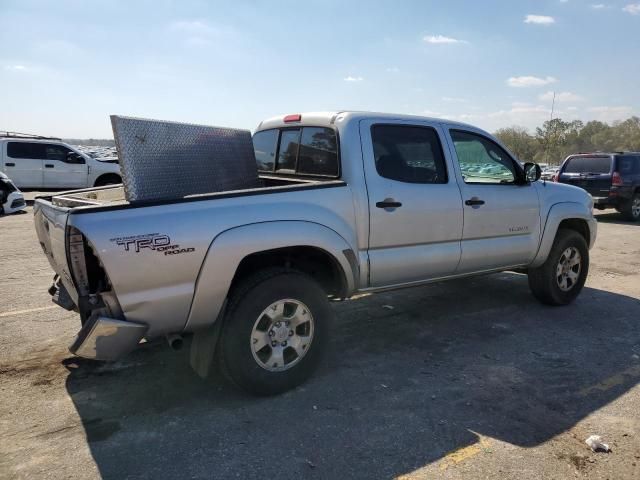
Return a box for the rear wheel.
[217,269,332,395]
[528,229,589,306]
[621,194,640,222]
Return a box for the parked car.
[34,111,596,395]
[541,167,559,181]
[0,132,121,189]
[554,152,640,221]
[0,171,26,215]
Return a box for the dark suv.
[555,152,640,221]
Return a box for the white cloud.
[506,75,557,87]
[623,3,640,14]
[587,106,633,121]
[4,65,27,71]
[538,91,584,102]
[511,101,533,108]
[344,76,363,82]
[560,0,569,3]
[524,14,556,25]
[423,35,466,44]
[591,4,607,9]
[566,106,579,111]
[441,96,467,103]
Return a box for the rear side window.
[253,127,339,177]
[7,142,46,159]
[371,125,447,184]
[563,156,612,174]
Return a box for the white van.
[0,133,121,189]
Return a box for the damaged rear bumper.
[70,315,148,361]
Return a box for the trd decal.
[110,233,195,256]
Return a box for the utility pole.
[545,91,556,166]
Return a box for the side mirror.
[66,152,84,164]
[524,162,541,182]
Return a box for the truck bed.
[48,174,339,210]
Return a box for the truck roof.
[256,111,479,133]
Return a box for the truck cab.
[0,133,121,189]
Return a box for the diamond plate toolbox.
[111,115,260,203]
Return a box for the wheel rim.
[250,299,314,372]
[632,198,640,218]
[556,247,581,292]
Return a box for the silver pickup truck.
[34,111,597,395]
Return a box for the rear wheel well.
[558,218,590,245]
[230,247,347,299]
[94,173,121,187]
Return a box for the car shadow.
[594,211,639,225]
[63,273,640,479]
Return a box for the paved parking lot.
[1,204,639,479]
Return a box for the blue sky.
[1,0,639,137]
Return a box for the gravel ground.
[0,204,639,479]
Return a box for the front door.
[445,128,541,273]
[3,141,44,188]
[360,119,464,287]
[42,144,88,188]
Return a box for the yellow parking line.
[396,436,492,478]
[579,365,640,396]
[0,306,57,318]
[438,437,491,471]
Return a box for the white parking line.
[0,306,57,318]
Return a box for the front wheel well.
[230,246,347,299]
[558,218,590,245]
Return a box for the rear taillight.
[552,173,559,182]
[612,171,623,186]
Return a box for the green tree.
[494,126,536,161]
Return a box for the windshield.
[563,156,612,174]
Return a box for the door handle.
[376,199,402,209]
[45,164,55,168]
[465,198,485,206]
[5,162,15,167]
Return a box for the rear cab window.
[252,127,339,177]
[563,156,612,174]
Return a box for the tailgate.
[560,173,612,197]
[33,198,78,304]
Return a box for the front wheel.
[217,269,332,395]
[528,229,589,306]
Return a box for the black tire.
[217,269,332,396]
[94,174,121,187]
[528,229,589,306]
[620,193,640,222]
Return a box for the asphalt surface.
[1,203,639,479]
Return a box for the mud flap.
[189,300,227,378]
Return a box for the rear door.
[360,119,463,287]
[42,144,88,188]
[445,128,541,273]
[559,155,613,198]
[2,141,44,188]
